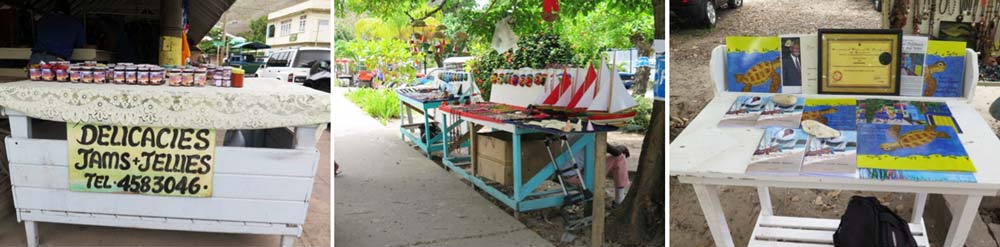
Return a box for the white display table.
[670,46,1000,247]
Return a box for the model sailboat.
[532,59,638,126]
[586,60,638,126]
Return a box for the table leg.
[757,186,773,216]
[912,193,928,223]
[400,101,406,140]
[25,220,38,247]
[423,106,431,158]
[692,184,735,247]
[943,195,983,247]
[280,235,295,247]
[591,133,607,247]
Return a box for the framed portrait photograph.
[818,29,902,95]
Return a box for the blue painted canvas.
[923,40,965,97]
[726,37,782,93]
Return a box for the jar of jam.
[150,67,164,85]
[40,63,53,81]
[168,68,182,86]
[93,67,106,84]
[137,66,150,85]
[68,65,81,82]
[113,66,125,84]
[231,68,244,88]
[28,66,40,80]
[81,66,94,83]
[125,66,137,84]
[194,68,207,86]
[54,65,68,82]
[181,68,194,86]
[213,68,223,84]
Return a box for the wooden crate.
[474,132,562,186]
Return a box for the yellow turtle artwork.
[734,57,782,92]
[879,125,950,151]
[922,61,947,97]
[802,108,837,124]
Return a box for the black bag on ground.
[834,196,917,247]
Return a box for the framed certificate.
[818,29,902,95]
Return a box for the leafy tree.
[197,27,223,55]
[239,16,268,43]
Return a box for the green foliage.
[562,2,654,63]
[240,16,268,43]
[342,38,417,85]
[197,27,224,54]
[623,95,653,133]
[345,88,401,125]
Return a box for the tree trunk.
[607,100,665,245]
[607,0,665,245]
[630,33,654,97]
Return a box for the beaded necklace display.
[929,0,938,35]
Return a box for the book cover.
[756,96,805,128]
[801,131,857,178]
[856,99,929,125]
[859,168,976,183]
[746,127,808,176]
[900,35,929,96]
[779,36,803,94]
[719,95,766,127]
[856,99,962,133]
[857,124,974,172]
[726,36,782,93]
[923,40,966,97]
[919,101,963,133]
[801,98,856,130]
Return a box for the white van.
[256,47,331,83]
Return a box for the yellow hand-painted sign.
[67,123,216,197]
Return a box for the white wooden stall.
[3,109,322,247]
[671,46,1000,247]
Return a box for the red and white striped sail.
[567,64,599,110]
[553,68,584,108]
[541,68,572,105]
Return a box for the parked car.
[619,72,635,89]
[670,0,742,28]
[256,47,331,83]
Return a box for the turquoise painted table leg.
[423,105,431,158]
[512,129,522,212]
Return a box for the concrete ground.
[0,130,332,247]
[332,87,552,246]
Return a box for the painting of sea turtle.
[922,40,966,97]
[726,36,782,93]
[802,98,856,130]
[857,124,974,172]
[879,125,948,151]
[734,58,781,92]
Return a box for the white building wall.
[265,0,330,49]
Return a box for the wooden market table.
[0,78,329,247]
[438,108,613,246]
[670,46,1000,247]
